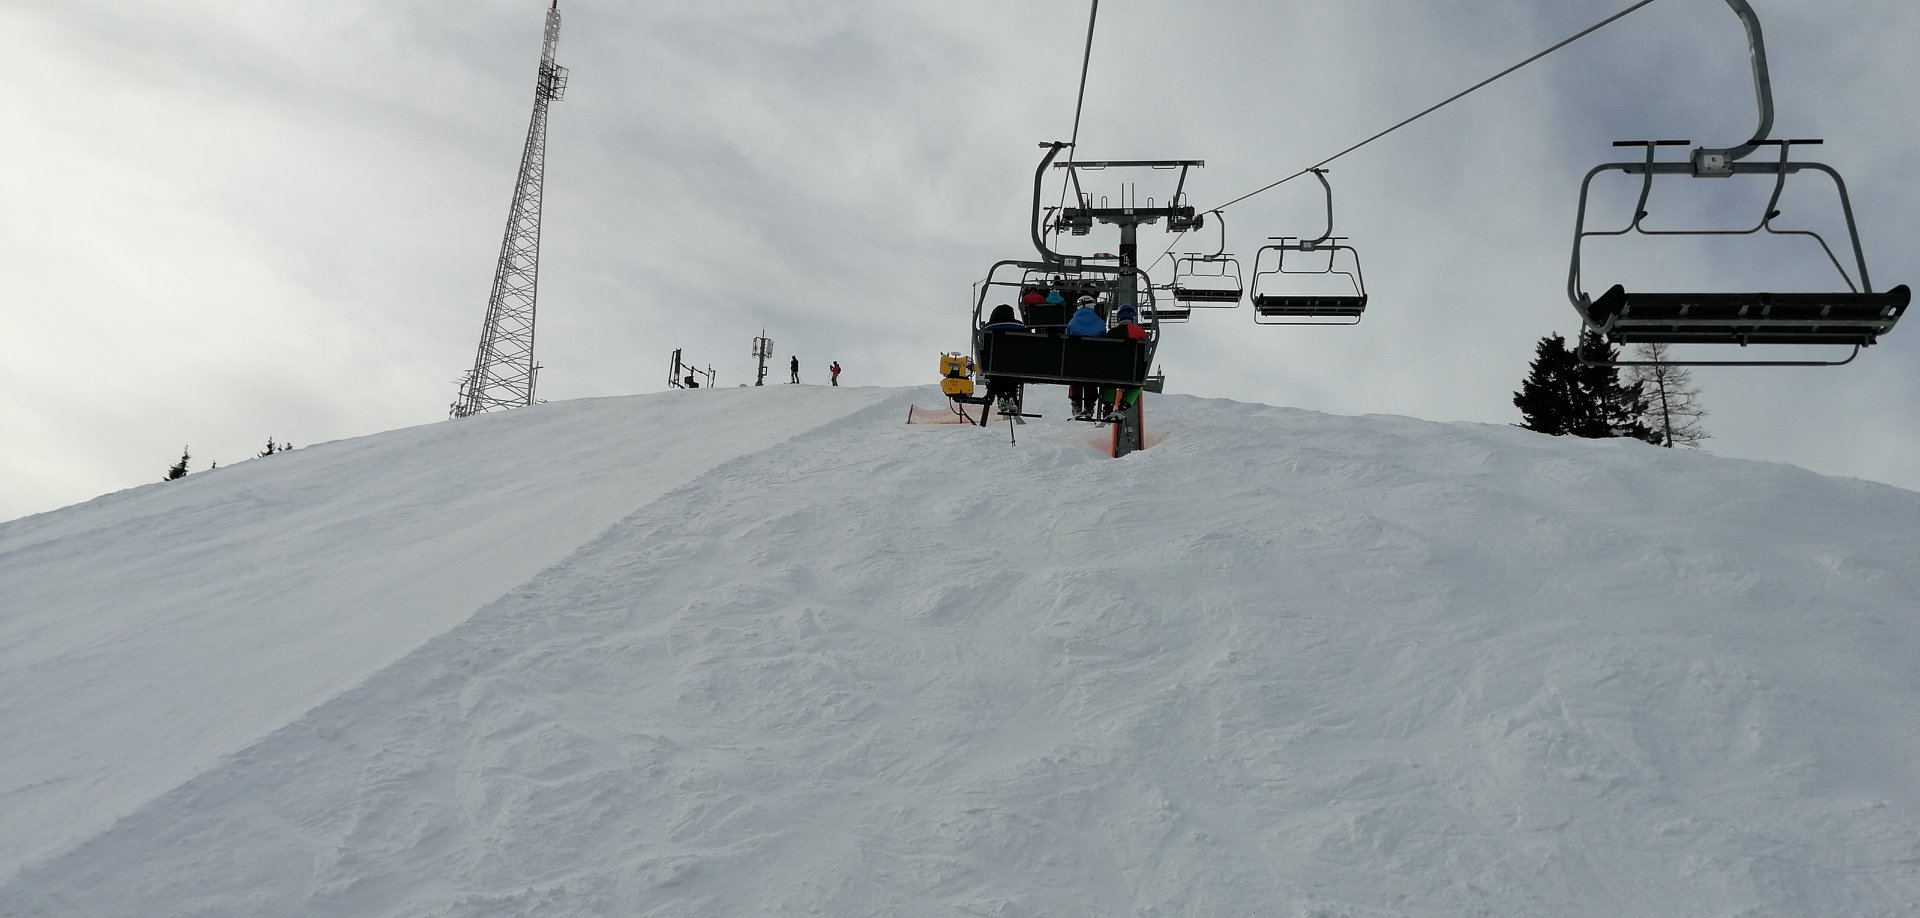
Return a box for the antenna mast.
[751,330,773,386]
[452,1,569,418]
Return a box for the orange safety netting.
[905,403,999,425]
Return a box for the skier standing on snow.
[789,355,800,384]
[830,361,841,386]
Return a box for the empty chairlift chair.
[1564,0,1907,366]
[1169,209,1245,313]
[1249,238,1368,325]
[1144,291,1192,324]
[1569,139,1908,364]
[1247,169,1370,326]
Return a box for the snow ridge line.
[0,387,961,915]
[0,388,909,892]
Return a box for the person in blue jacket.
[1064,296,1105,418]
[1065,296,1105,336]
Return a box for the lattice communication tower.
[452,1,569,418]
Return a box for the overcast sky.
[3,0,1916,522]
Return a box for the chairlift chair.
[1246,169,1370,325]
[1146,288,1192,324]
[1565,0,1908,366]
[1170,210,1244,308]
[1570,138,1908,364]
[970,258,1161,392]
[1249,237,1368,325]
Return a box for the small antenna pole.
[751,330,774,386]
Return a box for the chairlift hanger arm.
[1694,0,1775,173]
[1032,142,1073,263]
[1306,169,1334,246]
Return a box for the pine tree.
[1574,331,1656,442]
[1628,342,1709,448]
[257,438,279,458]
[1513,333,1584,435]
[165,447,190,481]
[1514,332,1654,441]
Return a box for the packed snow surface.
[3,385,1918,917]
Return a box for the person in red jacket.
[830,361,842,386]
[1099,304,1147,417]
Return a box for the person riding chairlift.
[981,304,1025,414]
[984,303,1025,333]
[1098,304,1147,418]
[1064,296,1105,419]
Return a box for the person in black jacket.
[981,304,1025,415]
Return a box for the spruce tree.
[1574,331,1656,442]
[165,447,190,481]
[1514,332,1654,441]
[257,438,278,458]
[1513,333,1583,435]
[1628,342,1710,448]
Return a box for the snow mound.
[4,386,1919,917]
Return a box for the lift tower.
[452,1,569,418]
[1036,143,1203,322]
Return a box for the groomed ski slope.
[0,386,902,878]
[4,385,1919,916]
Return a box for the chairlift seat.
[978,330,1152,387]
[1252,293,1369,319]
[1170,285,1243,304]
[1148,305,1192,323]
[1587,284,1909,346]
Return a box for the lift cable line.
[1144,0,1666,274]
[1215,0,1664,212]
[1067,0,1099,151]
[1052,0,1102,226]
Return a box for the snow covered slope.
[3,386,1919,917]
[0,386,899,878]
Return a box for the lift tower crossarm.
[1056,160,1204,223]
[1059,160,1206,168]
